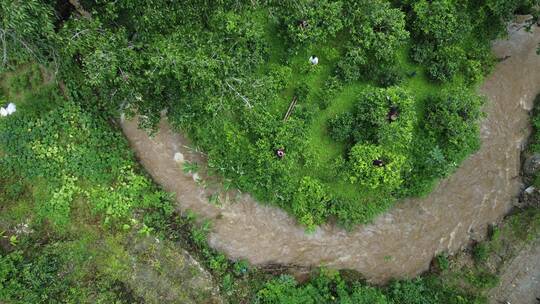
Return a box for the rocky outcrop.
[523,153,540,176]
[123,235,223,304]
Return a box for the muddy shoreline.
[121,24,540,283]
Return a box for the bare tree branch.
[225,80,252,109]
[68,0,91,19]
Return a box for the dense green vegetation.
[2,0,537,230]
[1,1,540,303]
[0,66,174,302]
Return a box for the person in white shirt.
[6,103,16,115]
[309,55,319,65]
[0,103,16,117]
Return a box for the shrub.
[256,270,389,304]
[338,0,408,82]
[348,144,405,191]
[387,277,480,304]
[402,87,484,197]
[435,254,449,271]
[0,0,56,70]
[328,112,355,143]
[346,285,389,304]
[256,275,316,304]
[257,271,479,304]
[528,94,540,152]
[408,0,465,82]
[292,177,331,231]
[0,96,168,229]
[0,249,83,303]
[407,0,505,83]
[466,270,499,289]
[472,243,489,263]
[422,87,484,166]
[376,66,404,88]
[328,86,416,152]
[317,76,343,110]
[37,175,79,229]
[274,0,344,47]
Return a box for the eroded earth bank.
[121,24,540,283]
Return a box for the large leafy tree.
[273,0,344,46]
[422,87,484,165]
[338,0,408,82]
[408,0,468,82]
[0,0,56,71]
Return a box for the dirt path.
[121,24,540,283]
[488,238,540,304]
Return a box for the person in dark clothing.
[373,159,384,167]
[387,106,399,122]
[276,148,285,159]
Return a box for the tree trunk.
[68,0,91,19]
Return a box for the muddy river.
[121,24,540,283]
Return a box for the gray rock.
[523,153,540,176]
[524,186,536,194]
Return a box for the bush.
[0,250,69,303]
[0,243,130,304]
[328,86,416,152]
[256,270,389,304]
[401,87,484,197]
[387,277,480,304]
[0,0,56,70]
[338,0,408,82]
[292,177,331,231]
[422,87,484,166]
[256,275,316,304]
[376,66,404,88]
[435,254,450,271]
[407,0,504,83]
[348,144,405,191]
[328,112,355,143]
[472,243,489,263]
[274,0,344,47]
[37,176,79,229]
[528,94,540,153]
[256,271,480,304]
[466,270,499,289]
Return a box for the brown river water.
[121,24,540,283]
